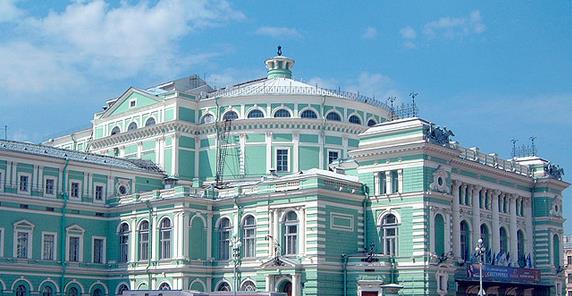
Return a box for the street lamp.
[231,236,242,296]
[475,238,486,296]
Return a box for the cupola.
[265,46,295,79]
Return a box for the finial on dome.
[265,46,294,79]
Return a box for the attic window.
[129,100,136,108]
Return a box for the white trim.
[129,98,137,109]
[214,280,232,292]
[66,225,85,262]
[271,105,293,118]
[246,106,267,118]
[115,282,130,294]
[326,148,341,165]
[93,182,106,203]
[88,281,109,295]
[0,168,5,193]
[330,212,354,232]
[13,220,34,259]
[325,109,343,122]
[43,176,57,198]
[11,277,34,292]
[38,279,60,293]
[298,106,320,119]
[92,236,107,264]
[41,231,58,261]
[188,279,206,292]
[69,180,82,200]
[274,147,291,173]
[0,227,4,257]
[63,280,85,295]
[347,112,363,125]
[17,172,32,194]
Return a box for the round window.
[118,185,128,195]
[437,177,443,186]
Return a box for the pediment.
[100,87,163,119]
[260,256,298,268]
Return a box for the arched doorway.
[277,280,292,296]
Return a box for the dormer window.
[129,100,136,108]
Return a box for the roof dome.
[265,46,295,79]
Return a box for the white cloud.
[399,26,416,49]
[0,0,23,23]
[255,26,301,39]
[423,10,486,39]
[348,72,399,100]
[362,26,378,40]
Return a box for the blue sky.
[1,1,571,228]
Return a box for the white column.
[524,199,533,259]
[172,135,179,176]
[194,136,200,178]
[137,142,143,159]
[266,132,272,172]
[273,210,280,256]
[265,275,272,292]
[239,133,246,176]
[472,185,482,244]
[509,195,518,262]
[107,176,114,198]
[292,274,300,296]
[6,161,12,188]
[318,132,324,170]
[206,213,213,258]
[444,212,451,254]
[151,213,158,260]
[452,181,461,257]
[182,212,189,259]
[397,169,403,193]
[492,190,501,253]
[173,212,180,258]
[130,217,137,262]
[374,172,380,196]
[38,165,44,193]
[299,208,306,256]
[178,212,185,259]
[293,133,299,172]
[385,171,392,194]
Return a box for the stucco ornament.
[430,166,450,194]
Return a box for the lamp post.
[231,236,242,296]
[475,238,486,296]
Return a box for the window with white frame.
[94,184,104,202]
[45,178,55,196]
[218,218,231,260]
[70,181,80,199]
[14,221,34,259]
[0,171,3,192]
[283,211,298,255]
[18,174,30,193]
[328,150,340,164]
[129,100,136,108]
[0,228,4,257]
[243,215,256,258]
[138,220,150,261]
[381,214,398,256]
[93,237,105,263]
[160,218,172,259]
[391,170,399,193]
[118,223,129,263]
[42,232,56,260]
[276,149,289,172]
[68,236,81,262]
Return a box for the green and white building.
[0,50,568,296]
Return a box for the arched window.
[217,282,231,291]
[138,220,149,261]
[241,280,256,291]
[118,223,129,263]
[460,221,471,261]
[247,109,264,118]
[284,211,298,255]
[517,230,525,265]
[144,117,156,127]
[499,227,508,253]
[218,218,231,260]
[159,283,171,290]
[348,115,361,124]
[92,289,102,296]
[326,111,341,121]
[243,215,256,258]
[67,287,78,296]
[201,114,215,124]
[300,109,317,119]
[434,214,445,256]
[42,286,53,296]
[367,119,377,127]
[554,234,561,268]
[110,126,121,136]
[127,122,137,131]
[480,224,490,250]
[117,284,129,295]
[274,109,291,118]
[223,111,239,121]
[16,285,26,296]
[159,218,172,259]
[381,214,398,256]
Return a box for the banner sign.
[467,264,541,284]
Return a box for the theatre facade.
[0,50,567,296]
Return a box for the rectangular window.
[45,179,55,195]
[129,100,136,107]
[19,175,29,192]
[93,238,104,263]
[94,185,104,201]
[568,256,572,265]
[69,236,80,262]
[42,234,55,260]
[379,172,386,194]
[16,231,29,258]
[285,224,298,255]
[328,150,339,164]
[70,182,80,198]
[391,170,399,193]
[276,149,289,172]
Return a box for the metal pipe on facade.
[145,200,153,287]
[59,158,69,296]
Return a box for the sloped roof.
[0,140,164,174]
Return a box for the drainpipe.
[145,200,153,286]
[342,254,348,296]
[60,158,69,296]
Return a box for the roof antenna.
[530,136,536,156]
[277,45,283,56]
[409,91,419,117]
[511,138,518,158]
[387,96,397,121]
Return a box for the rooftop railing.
[457,146,531,177]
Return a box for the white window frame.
[41,231,57,261]
[92,236,106,264]
[69,180,82,200]
[274,147,291,172]
[129,99,137,108]
[0,227,4,257]
[14,230,33,259]
[93,183,106,203]
[0,169,5,193]
[327,149,341,165]
[17,172,32,194]
[66,226,85,262]
[44,176,56,197]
